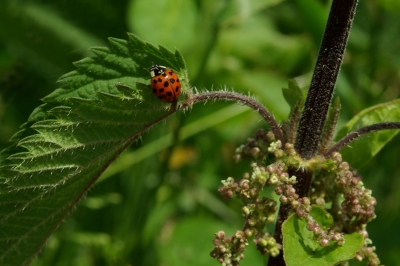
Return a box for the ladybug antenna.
[144,61,156,72]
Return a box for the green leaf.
[0,33,187,265]
[335,99,400,168]
[282,79,304,114]
[319,97,341,153]
[282,206,364,266]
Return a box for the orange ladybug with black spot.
[148,65,181,103]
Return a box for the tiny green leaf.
[319,97,341,153]
[282,79,304,115]
[335,99,400,168]
[282,206,363,266]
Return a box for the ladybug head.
[149,65,167,77]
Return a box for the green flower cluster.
[211,129,380,265]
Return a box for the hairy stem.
[295,0,358,159]
[324,122,400,156]
[178,91,285,145]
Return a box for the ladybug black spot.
[162,73,167,77]
[163,81,169,87]
[168,71,173,75]
[153,80,157,84]
[157,78,162,82]
[159,88,164,92]
[170,78,175,84]
[166,92,172,96]
[177,78,180,82]
[152,89,157,93]
[175,86,179,92]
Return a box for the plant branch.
[178,91,285,145]
[324,122,400,156]
[295,0,358,159]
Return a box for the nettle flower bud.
[235,230,245,240]
[251,147,260,157]
[215,231,225,239]
[267,214,276,223]
[239,179,250,189]
[213,238,221,245]
[279,172,289,181]
[274,149,285,158]
[249,188,258,198]
[267,237,276,246]
[332,232,343,242]
[266,131,275,141]
[287,187,296,195]
[354,254,363,261]
[274,187,283,195]
[269,174,279,186]
[352,198,359,205]
[266,165,276,173]
[248,217,257,226]
[268,140,282,153]
[332,152,342,163]
[320,238,330,247]
[306,221,315,231]
[301,197,311,206]
[279,195,288,204]
[291,200,299,208]
[210,248,219,258]
[316,197,325,206]
[258,238,268,247]
[351,177,359,186]
[313,226,322,236]
[218,245,227,253]
[270,247,280,257]
[339,161,349,170]
[244,228,253,238]
[242,206,251,216]
[258,174,267,185]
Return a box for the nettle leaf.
[335,99,400,168]
[0,33,188,265]
[282,79,305,115]
[282,206,363,266]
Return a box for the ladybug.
[149,65,181,103]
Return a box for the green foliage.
[282,206,363,266]
[282,79,305,115]
[0,0,400,265]
[336,99,400,169]
[0,33,187,265]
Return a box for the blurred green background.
[1,0,399,265]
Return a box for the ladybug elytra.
[149,65,181,103]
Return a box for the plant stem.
[295,0,358,159]
[325,122,400,156]
[179,91,285,146]
[268,0,359,265]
